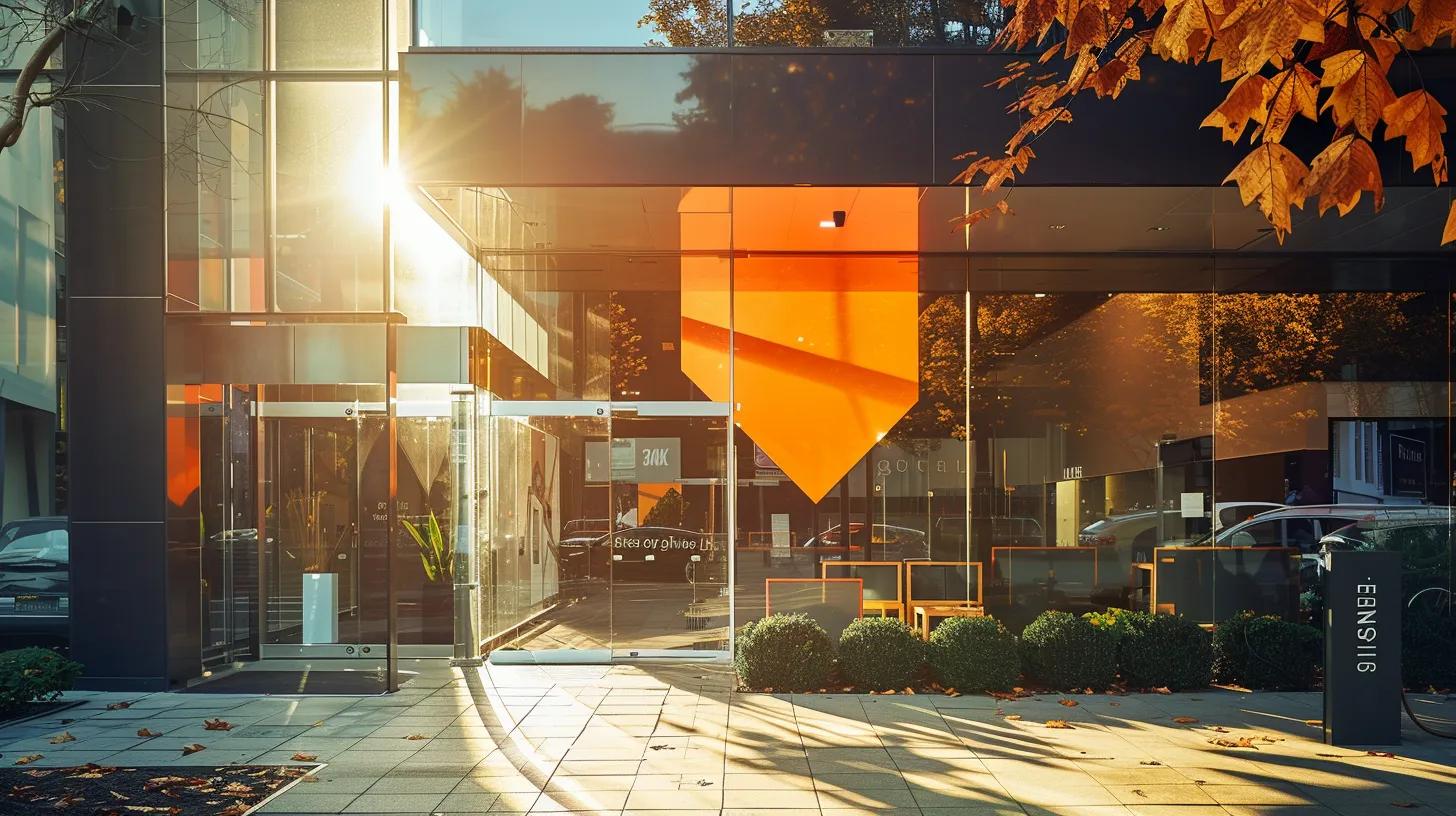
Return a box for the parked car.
[0,517,69,645]
[1317,516,1453,615]
[802,522,929,560]
[1213,501,1284,532]
[1213,504,1451,556]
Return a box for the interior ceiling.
[419,184,1454,263]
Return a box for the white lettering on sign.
[611,533,701,551]
[641,447,671,468]
[1355,581,1378,673]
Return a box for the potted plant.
[402,511,455,644]
[284,489,346,644]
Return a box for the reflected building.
[60,1,1456,689]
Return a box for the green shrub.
[837,617,924,690]
[1020,610,1117,690]
[1083,608,1139,645]
[1403,611,1456,690]
[0,648,81,714]
[927,615,1021,692]
[1212,612,1321,690]
[1118,612,1212,690]
[734,614,834,691]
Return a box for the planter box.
[302,573,339,644]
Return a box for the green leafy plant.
[838,617,925,690]
[0,648,81,715]
[402,511,453,584]
[1083,607,1138,644]
[734,613,834,691]
[1117,612,1213,691]
[1020,610,1117,690]
[927,615,1021,693]
[1213,611,1321,690]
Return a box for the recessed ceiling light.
[1148,225,1169,231]
[1033,293,1047,298]
[1048,224,1067,230]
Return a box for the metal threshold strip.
[487,649,730,666]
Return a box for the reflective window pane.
[730,0,1006,47]
[165,0,263,70]
[273,82,384,312]
[417,0,690,47]
[274,0,383,69]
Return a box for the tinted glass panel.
[275,0,383,69]
[164,0,263,70]
[273,82,384,312]
[731,0,1005,47]
[418,0,683,46]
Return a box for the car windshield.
[0,529,67,560]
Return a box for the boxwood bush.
[927,615,1021,692]
[1117,611,1212,690]
[838,617,924,690]
[1020,610,1118,690]
[1213,612,1321,690]
[734,613,834,691]
[0,648,82,715]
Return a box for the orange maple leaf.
[1410,0,1456,45]
[1259,64,1319,143]
[1319,50,1397,140]
[1302,134,1384,216]
[1152,0,1212,63]
[1223,142,1309,241]
[1201,74,1271,143]
[1441,201,1456,245]
[1383,90,1449,182]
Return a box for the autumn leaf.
[49,732,75,744]
[1224,142,1309,241]
[1153,0,1212,62]
[404,734,429,740]
[203,719,233,731]
[1319,50,1396,140]
[136,728,160,738]
[1058,698,1080,707]
[180,744,206,755]
[1172,716,1199,724]
[219,804,251,816]
[1202,74,1271,143]
[1045,719,1074,728]
[14,755,41,765]
[106,702,133,711]
[1209,736,1257,748]
[1260,64,1319,143]
[1383,90,1449,181]
[1303,134,1384,216]
[1005,713,1024,721]
[290,752,318,762]
[1443,201,1456,245]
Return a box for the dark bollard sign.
[1324,549,1402,746]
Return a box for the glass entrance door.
[198,386,258,670]
[484,401,730,661]
[609,406,730,657]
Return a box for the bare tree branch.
[0,0,107,151]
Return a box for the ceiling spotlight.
[1033,292,1047,298]
[820,210,847,228]
[1148,225,1169,231]
[1048,224,1067,230]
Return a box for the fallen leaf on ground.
[1391,802,1418,809]
[1368,751,1396,758]
[136,728,160,738]
[1139,760,1162,765]
[1304,719,1322,726]
[181,744,206,755]
[1045,719,1073,729]
[1004,714,1023,721]
[106,702,132,711]
[1131,788,1148,797]
[14,755,41,765]
[903,688,915,695]
[1172,716,1199,724]
[1208,726,1230,732]
[202,719,233,731]
[220,804,251,816]
[49,732,75,744]
[881,689,898,695]
[290,753,318,762]
[1151,687,1172,694]
[1058,699,1079,707]
[1109,701,1121,707]
[404,734,428,741]
[1209,736,1256,748]
[310,721,325,727]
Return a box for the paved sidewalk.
[1,659,1453,815]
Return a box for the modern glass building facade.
[64,1,1456,689]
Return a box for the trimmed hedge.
[1213,612,1321,690]
[1020,610,1117,690]
[1117,611,1212,690]
[734,613,834,691]
[0,648,81,714]
[927,615,1021,692]
[838,617,924,690]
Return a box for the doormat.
[181,670,385,695]
[0,763,314,815]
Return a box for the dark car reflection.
[803,522,929,561]
[559,520,724,585]
[0,517,69,646]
